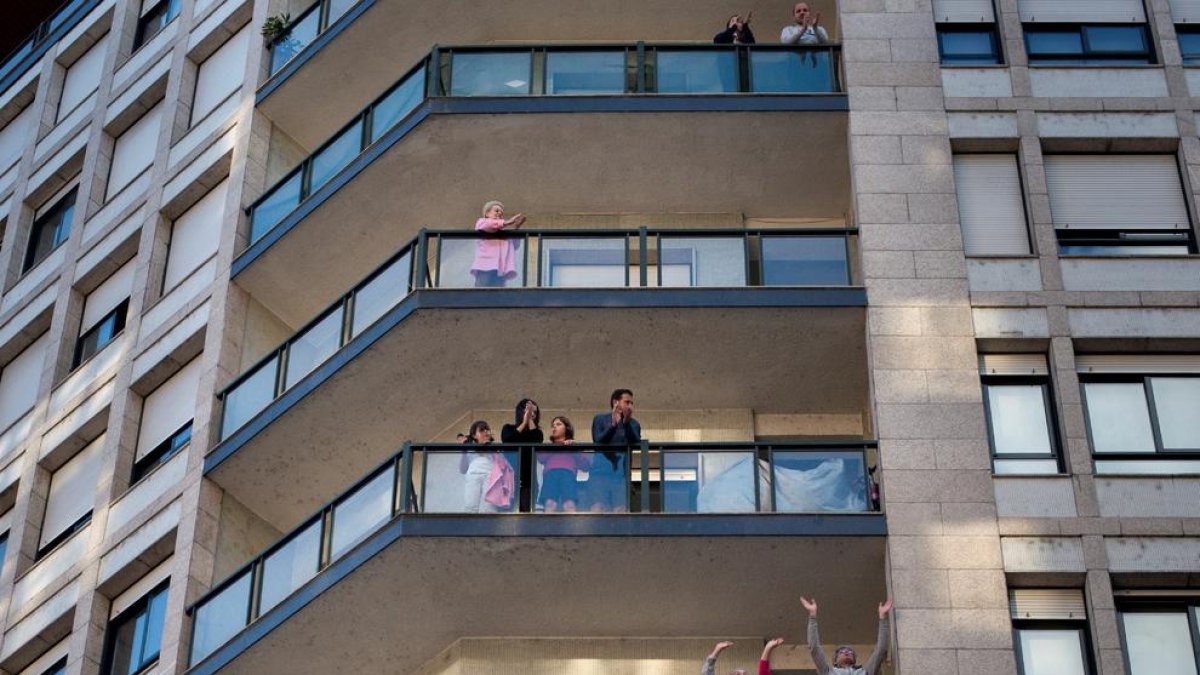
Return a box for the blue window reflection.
[545,51,626,94]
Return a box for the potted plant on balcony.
[260,13,291,45]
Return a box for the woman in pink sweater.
[537,416,590,512]
[471,200,526,287]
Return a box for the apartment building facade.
[0,0,1195,673]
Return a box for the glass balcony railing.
[248,42,843,244]
[0,0,100,95]
[187,440,878,665]
[267,0,365,75]
[217,227,859,440]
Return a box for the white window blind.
[191,27,249,124]
[164,179,226,290]
[111,556,173,618]
[1044,155,1190,231]
[58,36,107,122]
[1010,589,1087,619]
[0,105,34,170]
[1171,0,1200,22]
[136,357,200,461]
[0,333,49,431]
[933,0,996,22]
[81,260,135,332]
[1018,0,1146,22]
[953,154,1030,255]
[980,353,1049,375]
[1076,354,1200,374]
[106,102,162,200]
[40,434,105,549]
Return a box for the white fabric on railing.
[696,457,867,513]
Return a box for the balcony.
[187,441,884,674]
[0,0,102,95]
[256,0,841,142]
[208,226,868,529]
[239,42,850,327]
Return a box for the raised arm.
[863,599,893,675]
[702,641,733,675]
[760,637,784,674]
[801,597,832,674]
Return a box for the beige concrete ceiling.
[239,110,852,327]
[216,535,886,675]
[263,0,843,146]
[208,305,868,531]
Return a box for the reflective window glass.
[269,8,318,74]
[1017,629,1087,675]
[259,520,321,614]
[1025,30,1084,55]
[450,52,532,96]
[542,237,628,287]
[329,469,393,559]
[938,28,1002,65]
[545,51,626,94]
[1150,378,1200,450]
[1083,382,1156,453]
[308,119,363,193]
[250,171,303,242]
[750,50,833,92]
[656,237,746,287]
[986,384,1053,455]
[1121,612,1198,675]
[772,450,868,512]
[663,451,756,513]
[190,573,251,665]
[221,355,278,438]
[1084,26,1146,53]
[371,70,425,142]
[351,251,411,336]
[761,236,849,285]
[1179,30,1200,65]
[655,51,738,93]
[284,308,343,389]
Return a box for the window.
[133,0,181,51]
[1119,601,1200,675]
[0,333,49,433]
[1011,589,1094,675]
[102,581,169,675]
[0,508,12,572]
[57,36,107,123]
[38,658,67,675]
[190,29,250,125]
[938,26,1003,64]
[1044,155,1195,255]
[933,0,1003,64]
[953,154,1030,255]
[1024,24,1154,64]
[1179,26,1200,65]
[24,186,77,272]
[73,300,128,367]
[1078,355,1200,474]
[981,355,1061,474]
[163,180,226,291]
[39,434,105,558]
[74,261,135,369]
[0,104,35,172]
[106,101,163,200]
[133,356,201,483]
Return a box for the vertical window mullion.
[1142,376,1166,454]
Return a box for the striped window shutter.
[1171,0,1200,22]
[1010,589,1088,620]
[953,154,1031,255]
[1076,354,1200,374]
[933,0,996,22]
[1044,155,1190,231]
[1018,0,1147,22]
[980,354,1050,375]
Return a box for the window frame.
[1023,23,1155,65]
[132,0,182,52]
[101,580,170,675]
[1117,601,1200,675]
[23,186,78,273]
[131,421,191,484]
[1080,374,1200,465]
[1013,619,1097,675]
[1178,25,1200,66]
[73,299,130,369]
[982,375,1065,474]
[937,23,1005,65]
[35,511,90,560]
[1056,228,1196,256]
[39,657,68,675]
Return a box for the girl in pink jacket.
[472,200,526,287]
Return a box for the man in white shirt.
[781,2,829,44]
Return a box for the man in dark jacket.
[588,388,641,512]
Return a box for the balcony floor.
[190,528,884,675]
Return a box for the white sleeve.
[781,25,801,43]
[817,26,829,43]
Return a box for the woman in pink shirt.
[538,416,591,512]
[472,200,526,287]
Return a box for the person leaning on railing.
[471,200,525,288]
[538,416,591,512]
[588,388,641,513]
[800,596,892,675]
[780,2,828,44]
[701,638,785,675]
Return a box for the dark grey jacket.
[808,616,890,675]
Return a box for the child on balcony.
[538,416,590,512]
